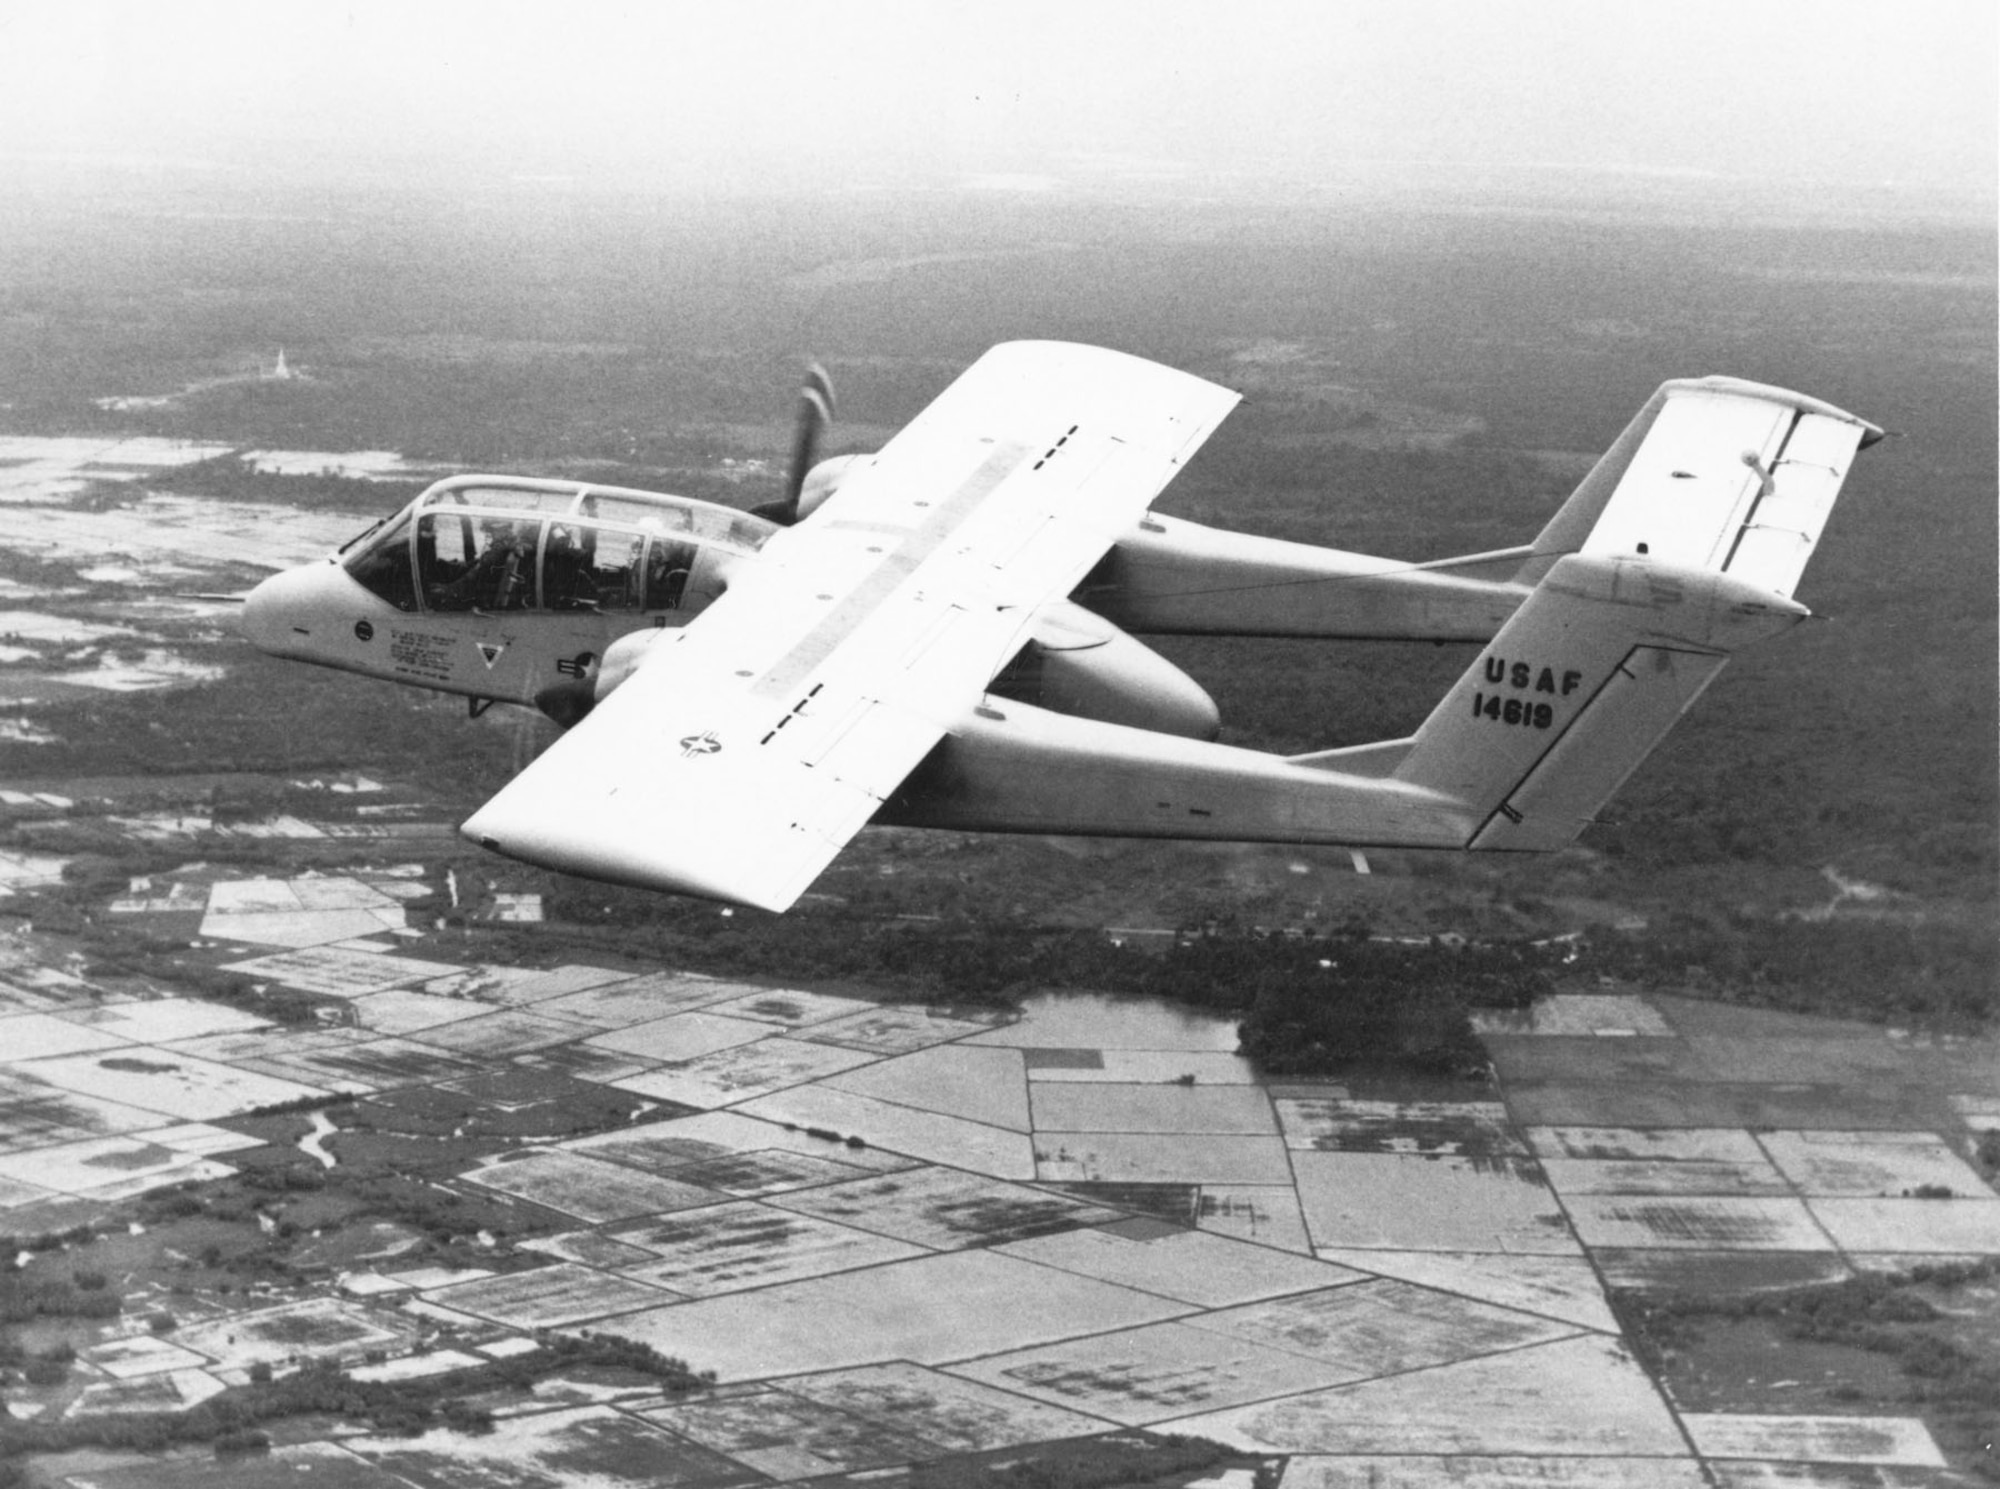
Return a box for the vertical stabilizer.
[1391,554,1807,850]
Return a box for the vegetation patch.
[501,909,1559,1079]
[0,1224,104,1264]
[0,1275,122,1325]
[0,1331,711,1459]
[150,453,427,515]
[898,1431,1265,1489]
[1584,915,1996,1032]
[1614,1261,2000,1479]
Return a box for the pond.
[987,989,1244,1054]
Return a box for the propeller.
[751,362,835,525]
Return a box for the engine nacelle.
[532,626,665,729]
[537,601,1218,744]
[991,601,1219,740]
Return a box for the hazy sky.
[2,0,1992,200]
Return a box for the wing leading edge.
[461,342,1240,911]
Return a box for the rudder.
[1514,376,1881,593]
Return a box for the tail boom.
[885,553,1806,854]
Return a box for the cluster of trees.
[0,1255,121,1393]
[148,454,425,515]
[0,1330,711,1461]
[1613,1260,2000,1473]
[543,864,1996,1046]
[0,1273,121,1325]
[902,1432,1256,1489]
[527,903,1562,1077]
[140,1169,402,1255]
[0,1223,101,1266]
[0,1338,85,1388]
[1037,926,1550,1077]
[1581,916,1995,1031]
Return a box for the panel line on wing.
[751,440,1030,698]
[822,518,912,536]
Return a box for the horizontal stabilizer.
[1522,377,1879,597]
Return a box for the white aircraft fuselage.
[242,473,1529,739]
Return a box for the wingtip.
[461,804,807,914]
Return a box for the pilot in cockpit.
[644,538,696,610]
[542,523,601,611]
[436,520,535,611]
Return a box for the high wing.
[461,342,1239,911]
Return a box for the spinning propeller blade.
[751,362,834,525]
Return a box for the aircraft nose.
[240,562,333,658]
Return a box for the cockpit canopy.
[339,475,776,615]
